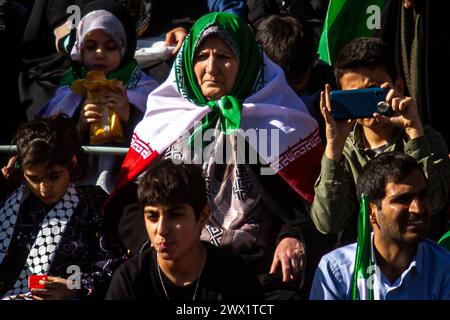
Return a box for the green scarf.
[174,12,263,142]
[60,59,141,89]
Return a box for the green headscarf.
[174,12,264,141]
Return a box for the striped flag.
[318,0,388,65]
[113,56,324,204]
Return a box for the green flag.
[351,193,374,300]
[318,0,388,65]
[438,229,450,251]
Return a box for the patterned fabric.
[114,12,323,263]
[0,185,125,299]
[165,132,280,255]
[2,185,79,296]
[120,0,153,36]
[0,185,25,265]
[232,164,252,202]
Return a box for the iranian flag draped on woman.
[108,12,323,278]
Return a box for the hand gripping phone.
[28,274,47,289]
[330,87,393,120]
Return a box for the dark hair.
[334,37,397,84]
[356,152,426,207]
[256,15,315,82]
[137,160,207,220]
[13,114,87,180]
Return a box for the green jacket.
[311,124,450,236]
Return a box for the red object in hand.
[28,275,47,289]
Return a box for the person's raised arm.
[310,84,356,234]
[321,84,355,163]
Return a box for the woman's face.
[193,36,239,100]
[23,163,71,206]
[82,29,122,75]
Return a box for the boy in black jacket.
[106,160,262,300]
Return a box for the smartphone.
[330,87,393,120]
[28,274,47,289]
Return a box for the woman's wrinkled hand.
[270,237,306,282]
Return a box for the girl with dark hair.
[0,114,124,300]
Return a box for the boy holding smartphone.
[310,37,450,243]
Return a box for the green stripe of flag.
[318,0,388,65]
[352,193,373,300]
[438,229,450,251]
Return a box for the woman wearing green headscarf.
[112,12,324,295]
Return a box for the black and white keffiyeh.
[0,184,79,298]
[121,0,153,36]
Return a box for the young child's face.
[23,163,71,206]
[144,203,207,262]
[81,29,122,75]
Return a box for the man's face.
[339,67,395,128]
[144,203,208,261]
[371,169,431,245]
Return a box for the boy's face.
[23,163,71,206]
[339,66,396,128]
[81,29,121,75]
[144,203,209,261]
